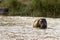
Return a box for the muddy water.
[0,16,60,40]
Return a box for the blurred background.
[0,0,60,18]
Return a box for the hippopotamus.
[33,18,47,29]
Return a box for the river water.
[0,16,60,40]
